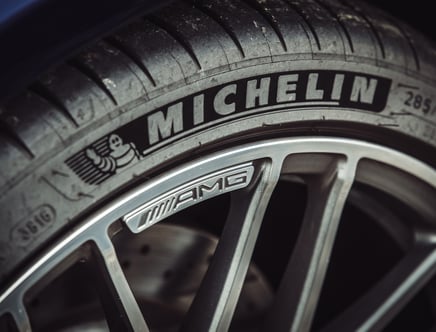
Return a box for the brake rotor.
[46,224,274,331]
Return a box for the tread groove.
[147,16,203,70]
[29,83,80,128]
[67,59,119,106]
[314,0,354,52]
[386,19,421,71]
[240,0,288,52]
[190,2,246,58]
[104,37,157,86]
[0,124,34,159]
[285,0,321,50]
[340,0,385,58]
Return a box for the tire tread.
[1,0,435,191]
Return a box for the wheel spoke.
[93,234,149,332]
[265,156,358,332]
[322,245,436,332]
[181,160,282,332]
[11,303,31,332]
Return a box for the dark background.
[367,0,436,42]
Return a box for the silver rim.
[1,137,436,332]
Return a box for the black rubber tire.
[1,0,436,288]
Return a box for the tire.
[1,0,436,331]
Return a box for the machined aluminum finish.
[1,137,436,332]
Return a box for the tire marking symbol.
[66,134,141,185]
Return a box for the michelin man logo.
[86,134,140,173]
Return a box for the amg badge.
[124,163,254,233]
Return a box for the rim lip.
[1,136,436,317]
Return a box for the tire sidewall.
[1,59,436,283]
